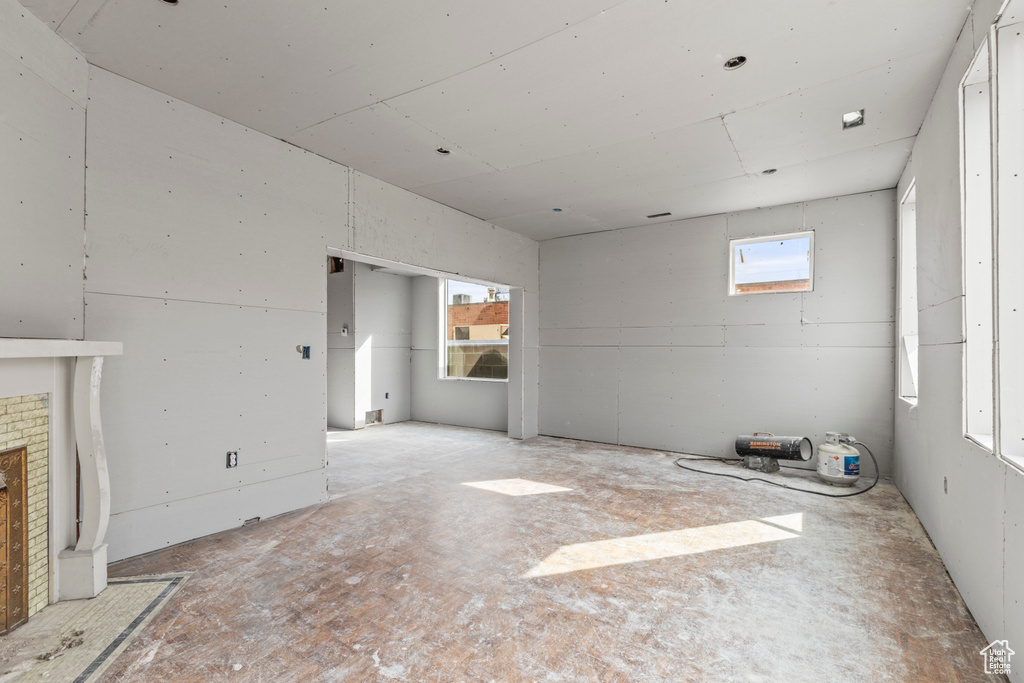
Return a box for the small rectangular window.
[729,231,814,296]
[442,279,509,381]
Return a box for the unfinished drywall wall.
[327,261,413,430]
[893,0,1024,670]
[539,191,896,472]
[84,66,339,561]
[347,173,539,295]
[411,276,509,432]
[327,265,356,430]
[352,262,412,427]
[0,0,86,339]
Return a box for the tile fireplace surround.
[0,339,122,625]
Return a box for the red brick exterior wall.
[734,279,810,294]
[447,302,509,340]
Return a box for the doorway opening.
[325,250,523,439]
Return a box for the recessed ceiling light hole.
[762,169,777,175]
[435,147,451,156]
[723,56,747,70]
[159,0,178,5]
[842,109,865,129]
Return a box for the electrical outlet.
[226,451,238,468]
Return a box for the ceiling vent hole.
[723,56,747,70]
[435,147,451,156]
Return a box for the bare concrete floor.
[101,422,1000,682]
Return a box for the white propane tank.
[817,432,861,486]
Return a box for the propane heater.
[674,432,879,498]
[735,433,813,473]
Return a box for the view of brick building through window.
[733,279,811,294]
[445,280,509,380]
[729,232,813,296]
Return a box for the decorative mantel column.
[58,355,115,599]
[0,339,122,601]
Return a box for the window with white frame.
[960,3,1024,470]
[899,183,919,402]
[728,231,814,296]
[961,39,995,447]
[441,279,509,381]
[994,8,1024,468]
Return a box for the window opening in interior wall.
[995,12,1024,470]
[728,231,813,296]
[899,183,919,402]
[443,279,510,381]
[961,39,995,447]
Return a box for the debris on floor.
[36,629,85,661]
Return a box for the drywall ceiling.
[22,0,971,241]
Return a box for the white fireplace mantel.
[0,338,122,603]
[0,338,122,359]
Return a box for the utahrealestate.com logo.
[980,640,1014,675]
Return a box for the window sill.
[965,432,994,453]
[728,287,813,297]
[1000,452,1024,475]
[439,376,508,384]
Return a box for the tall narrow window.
[442,279,510,380]
[728,231,814,296]
[962,41,994,447]
[899,184,919,402]
[995,14,1024,468]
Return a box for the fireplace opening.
[0,446,29,634]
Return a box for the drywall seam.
[81,102,89,336]
[81,290,325,315]
[346,166,355,249]
[110,464,326,515]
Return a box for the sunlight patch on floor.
[462,478,573,496]
[761,512,803,532]
[523,514,803,578]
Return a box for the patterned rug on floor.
[0,573,189,682]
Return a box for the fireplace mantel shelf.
[0,338,122,359]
